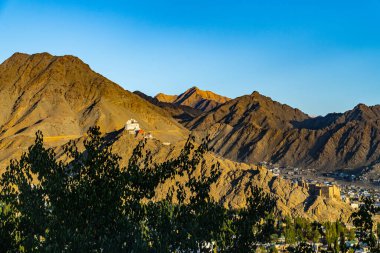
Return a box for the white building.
[125,119,140,134]
[144,133,153,139]
[351,202,360,209]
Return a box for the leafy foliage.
[288,242,314,253]
[351,197,380,251]
[0,127,276,252]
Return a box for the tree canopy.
[0,127,276,252]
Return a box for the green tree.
[0,127,277,252]
[284,217,297,245]
[0,128,140,251]
[351,197,380,251]
[269,246,278,253]
[0,204,19,252]
[347,229,356,241]
[324,222,340,252]
[340,231,347,253]
[231,186,276,252]
[288,242,314,253]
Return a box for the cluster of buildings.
[257,240,370,253]
[309,183,341,199]
[295,179,342,200]
[263,161,379,209]
[263,162,316,179]
[124,119,153,139]
[293,177,380,210]
[263,162,342,200]
[340,184,380,210]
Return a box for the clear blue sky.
[1,0,380,115]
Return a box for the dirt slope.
[0,52,188,168]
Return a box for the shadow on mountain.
[291,113,342,130]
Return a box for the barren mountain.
[155,86,230,111]
[134,91,203,123]
[0,52,352,222]
[0,52,188,168]
[187,91,380,172]
[107,131,352,222]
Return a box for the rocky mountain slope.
[105,131,353,222]
[155,86,230,111]
[134,91,203,123]
[50,129,352,222]
[0,52,352,222]
[187,91,380,172]
[0,52,188,168]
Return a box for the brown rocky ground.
[0,52,188,169]
[0,53,353,222]
[187,91,380,174]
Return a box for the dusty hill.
[0,52,188,168]
[187,91,380,172]
[155,86,230,111]
[107,131,352,222]
[134,91,203,123]
[0,52,352,222]
[50,130,352,222]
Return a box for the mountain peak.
[5,52,86,64]
[10,52,30,58]
[155,93,177,103]
[0,52,187,142]
[353,103,369,111]
[155,86,230,111]
[189,86,199,91]
[251,90,260,96]
[343,103,380,122]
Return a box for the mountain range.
[142,87,380,177]
[1,52,375,221]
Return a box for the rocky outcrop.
[109,132,352,222]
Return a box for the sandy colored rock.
[0,53,353,222]
[0,52,188,170]
[109,132,352,222]
[155,86,230,112]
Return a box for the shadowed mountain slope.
[0,52,353,221]
[187,91,380,172]
[134,91,203,123]
[104,130,353,222]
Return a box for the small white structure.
[351,202,360,209]
[125,119,140,134]
[144,133,153,139]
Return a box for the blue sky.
[0,0,380,115]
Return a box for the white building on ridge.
[125,119,140,134]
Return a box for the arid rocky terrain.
[0,52,188,167]
[155,86,230,112]
[184,91,380,177]
[2,52,376,221]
